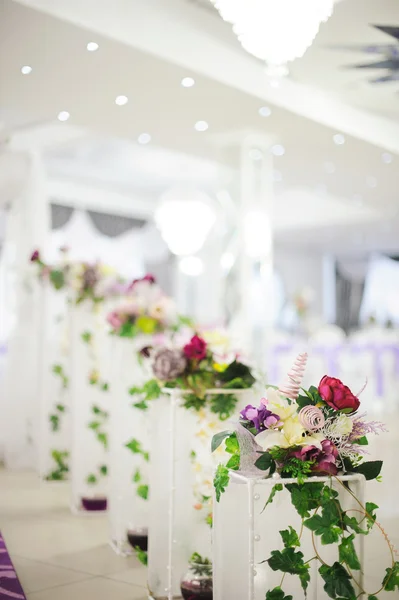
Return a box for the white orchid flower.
[262,388,298,422]
[256,415,324,451]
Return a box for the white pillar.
[322,253,337,324]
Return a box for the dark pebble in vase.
[180,583,213,600]
[81,497,107,511]
[127,530,148,551]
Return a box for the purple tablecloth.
[0,533,26,599]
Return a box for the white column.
[322,253,337,324]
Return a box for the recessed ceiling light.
[57,111,70,122]
[138,133,151,145]
[181,77,195,88]
[194,120,208,132]
[21,65,32,75]
[87,42,99,52]
[249,148,263,161]
[324,161,336,174]
[259,106,271,117]
[333,133,345,145]
[382,152,393,164]
[271,144,285,157]
[273,170,283,182]
[366,176,377,188]
[115,95,128,106]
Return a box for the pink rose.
[107,311,124,330]
[183,335,207,361]
[293,440,339,475]
[318,375,360,413]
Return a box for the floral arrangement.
[30,249,120,304]
[106,274,181,337]
[212,353,398,599]
[130,332,256,420]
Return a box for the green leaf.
[86,474,97,485]
[56,404,66,413]
[133,469,141,483]
[255,452,276,474]
[128,386,142,396]
[125,438,142,454]
[225,433,239,455]
[50,269,65,290]
[214,464,230,502]
[352,460,383,481]
[357,436,368,446]
[262,484,283,512]
[267,548,310,594]
[305,513,342,545]
[52,364,63,375]
[339,534,361,570]
[137,484,149,500]
[133,400,148,411]
[365,502,378,529]
[225,454,240,470]
[383,562,399,591]
[319,562,356,599]
[88,421,100,430]
[134,546,148,566]
[96,432,108,448]
[368,596,378,600]
[99,465,108,476]
[286,482,324,518]
[81,331,92,344]
[92,405,102,415]
[49,414,59,432]
[101,382,109,392]
[280,526,300,548]
[296,394,315,410]
[142,379,161,400]
[343,514,368,535]
[182,393,207,412]
[265,588,293,600]
[211,430,232,453]
[209,393,238,421]
[217,360,255,386]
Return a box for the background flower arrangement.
[212,353,399,599]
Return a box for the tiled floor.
[0,418,398,599]
[0,470,147,599]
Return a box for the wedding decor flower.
[130,333,256,420]
[212,353,398,599]
[106,275,180,337]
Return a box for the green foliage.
[286,482,324,518]
[99,465,108,476]
[351,460,383,481]
[365,502,378,529]
[225,454,240,470]
[319,562,355,599]
[265,588,293,600]
[280,526,300,548]
[88,421,101,430]
[343,514,368,535]
[205,513,213,527]
[49,414,60,432]
[134,546,148,566]
[267,548,310,593]
[217,360,256,387]
[297,386,323,409]
[142,379,162,400]
[86,474,97,485]
[133,400,148,411]
[50,269,65,290]
[133,469,141,483]
[338,535,361,570]
[214,464,230,502]
[189,553,212,577]
[52,364,68,388]
[254,452,276,475]
[382,562,399,591]
[97,432,108,448]
[81,331,92,344]
[101,382,109,392]
[44,450,69,481]
[281,457,314,481]
[125,438,149,462]
[119,321,138,338]
[262,483,283,512]
[304,498,343,545]
[137,485,149,500]
[211,430,232,453]
[182,393,207,412]
[209,393,238,420]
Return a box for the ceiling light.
[366,176,377,188]
[259,106,272,117]
[57,111,70,122]
[194,120,209,132]
[138,133,151,145]
[181,77,195,87]
[87,42,99,52]
[271,144,285,156]
[179,256,204,277]
[115,95,128,106]
[382,152,393,164]
[210,0,335,77]
[324,161,336,174]
[333,133,345,145]
[21,65,32,75]
[249,148,263,161]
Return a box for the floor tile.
[26,576,148,600]
[11,556,93,593]
[47,544,140,576]
[107,564,147,587]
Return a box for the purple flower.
[349,414,387,442]
[240,404,280,433]
[292,440,339,475]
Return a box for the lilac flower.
[240,404,280,433]
[349,413,388,442]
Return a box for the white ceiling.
[0,0,398,255]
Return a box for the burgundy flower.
[292,440,339,475]
[129,274,156,290]
[183,335,207,362]
[30,249,40,262]
[318,375,360,413]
